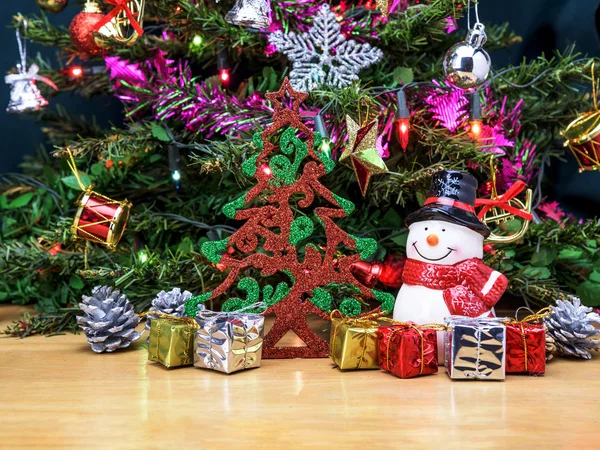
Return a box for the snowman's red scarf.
[402,257,508,317]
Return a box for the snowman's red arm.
[455,258,509,310]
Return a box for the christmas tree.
[185,78,393,358]
[3,0,600,338]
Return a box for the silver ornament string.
[466,0,481,30]
[6,18,58,114]
[16,20,28,75]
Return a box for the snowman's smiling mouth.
[412,242,455,261]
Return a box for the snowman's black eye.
[442,229,446,232]
[424,227,428,231]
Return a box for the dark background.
[2,1,600,217]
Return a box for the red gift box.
[505,322,546,375]
[377,325,438,378]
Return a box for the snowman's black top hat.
[406,170,490,238]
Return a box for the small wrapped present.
[148,317,197,368]
[378,324,439,378]
[505,322,546,374]
[329,310,383,370]
[194,304,265,374]
[445,316,506,381]
[504,308,550,375]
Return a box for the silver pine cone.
[77,286,141,353]
[144,288,193,332]
[544,297,600,360]
[545,331,556,362]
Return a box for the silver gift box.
[444,316,506,381]
[194,312,264,374]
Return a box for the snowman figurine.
[393,170,508,360]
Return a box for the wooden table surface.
[1,304,599,449]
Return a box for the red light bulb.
[261,164,272,176]
[48,244,62,256]
[483,244,496,255]
[219,69,230,83]
[71,66,83,77]
[395,117,410,150]
[469,119,482,139]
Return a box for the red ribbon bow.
[94,0,144,36]
[474,180,533,221]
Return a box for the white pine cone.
[77,286,141,353]
[144,288,193,332]
[545,331,556,362]
[544,297,600,360]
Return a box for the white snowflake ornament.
[268,4,383,91]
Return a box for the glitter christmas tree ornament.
[187,78,394,359]
[268,4,383,91]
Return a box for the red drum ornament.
[562,63,600,172]
[562,110,600,172]
[72,189,131,248]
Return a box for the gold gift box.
[148,318,196,368]
[329,316,380,370]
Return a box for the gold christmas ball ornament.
[562,110,600,172]
[36,0,69,13]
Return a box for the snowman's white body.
[393,219,485,363]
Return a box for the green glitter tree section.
[190,79,394,359]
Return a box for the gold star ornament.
[339,115,388,196]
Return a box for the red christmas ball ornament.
[69,1,104,54]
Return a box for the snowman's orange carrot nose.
[426,234,439,246]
